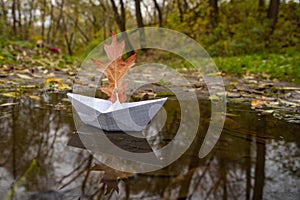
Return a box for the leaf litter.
[1,39,299,123]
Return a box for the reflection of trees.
[51,101,300,199]
[120,103,299,200]
[0,94,86,194]
[253,116,266,200]
[1,97,299,199]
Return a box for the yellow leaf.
[16,73,32,79]
[20,85,37,89]
[46,73,55,77]
[207,72,222,77]
[58,83,71,91]
[251,99,259,108]
[1,92,20,98]
[20,69,31,74]
[251,99,267,109]
[0,56,4,60]
[45,77,62,84]
[67,71,76,76]
[192,71,202,77]
[29,95,41,101]
[209,94,220,101]
[0,102,19,107]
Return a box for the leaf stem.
[114,60,119,102]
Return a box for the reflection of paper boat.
[67,93,167,131]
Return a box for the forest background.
[0,0,299,82]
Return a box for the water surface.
[0,93,299,199]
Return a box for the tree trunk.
[17,0,22,38]
[47,2,54,43]
[135,0,144,28]
[153,0,163,27]
[41,0,47,39]
[110,0,134,55]
[0,0,8,34]
[267,0,280,31]
[134,0,146,49]
[62,16,74,56]
[110,0,126,32]
[209,0,218,28]
[258,0,265,9]
[52,0,64,44]
[12,0,17,35]
[177,0,184,22]
[23,1,34,40]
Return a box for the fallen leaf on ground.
[1,92,20,98]
[227,92,241,98]
[16,73,32,79]
[279,98,299,107]
[191,71,202,77]
[261,110,274,115]
[209,94,220,101]
[29,95,41,101]
[19,69,31,74]
[57,83,71,91]
[0,102,19,107]
[20,85,38,89]
[45,77,62,84]
[67,71,76,76]
[46,72,55,77]
[251,99,268,109]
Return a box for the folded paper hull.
[67,93,167,131]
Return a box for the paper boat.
[67,93,167,131]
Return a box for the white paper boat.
[67,93,167,131]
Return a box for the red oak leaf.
[92,33,136,103]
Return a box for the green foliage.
[163,1,300,57]
[267,2,300,52]
[76,38,104,61]
[214,51,300,83]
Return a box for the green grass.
[213,51,300,84]
[137,49,300,84]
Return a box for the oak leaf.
[92,33,136,103]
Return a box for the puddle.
[0,93,299,199]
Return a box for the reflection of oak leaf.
[92,33,136,103]
[89,164,133,194]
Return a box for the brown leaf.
[92,33,136,103]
